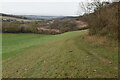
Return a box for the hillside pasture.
[2,30,118,78]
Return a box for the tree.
[78,0,112,15]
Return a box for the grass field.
[2,30,118,78]
[0,16,38,22]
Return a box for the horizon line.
[1,12,80,16]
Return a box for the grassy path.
[2,30,118,78]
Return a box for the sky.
[0,0,88,16]
[0,0,116,16]
[1,2,81,16]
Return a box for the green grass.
[2,30,118,78]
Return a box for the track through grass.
[2,30,118,78]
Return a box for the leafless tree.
[78,0,113,15]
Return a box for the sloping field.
[0,16,37,22]
[2,30,118,78]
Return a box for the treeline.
[2,19,77,34]
[0,13,30,20]
[81,2,119,40]
[2,22,38,33]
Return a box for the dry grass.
[83,34,118,47]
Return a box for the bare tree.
[78,2,93,14]
[78,0,112,15]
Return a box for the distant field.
[0,16,35,22]
[2,30,118,78]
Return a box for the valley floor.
[2,30,118,78]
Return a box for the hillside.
[2,30,118,78]
[0,16,32,22]
[0,13,29,19]
[1,1,119,79]
[0,13,42,22]
[19,15,64,19]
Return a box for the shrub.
[49,19,77,32]
[2,22,38,33]
[22,22,38,33]
[2,22,21,33]
[83,2,119,39]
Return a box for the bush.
[49,19,77,32]
[22,22,38,33]
[2,22,38,33]
[83,2,119,39]
[2,22,21,33]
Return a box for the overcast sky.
[1,2,82,16]
[0,0,115,16]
